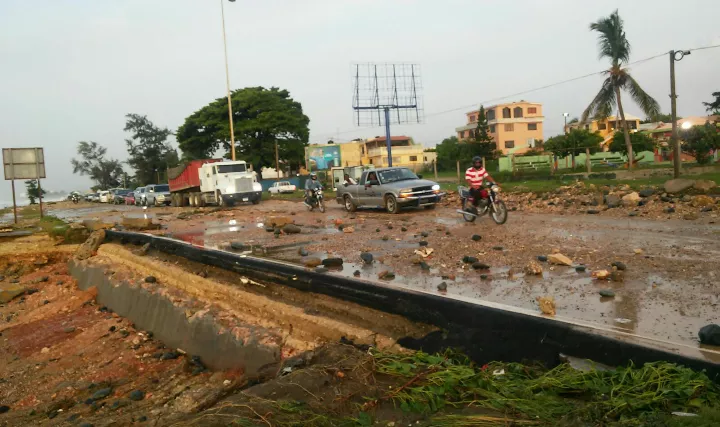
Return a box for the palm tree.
[582,10,660,170]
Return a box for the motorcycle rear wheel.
[461,199,477,223]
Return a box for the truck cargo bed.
[168,159,221,193]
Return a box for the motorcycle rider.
[304,172,323,208]
[465,156,498,207]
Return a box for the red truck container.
[167,159,222,206]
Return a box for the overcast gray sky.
[1,0,718,200]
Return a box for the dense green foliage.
[473,106,496,158]
[176,87,310,178]
[124,113,179,185]
[24,179,46,204]
[682,122,720,165]
[703,91,720,115]
[70,141,125,190]
[544,128,603,158]
[610,130,656,157]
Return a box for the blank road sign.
[2,148,46,180]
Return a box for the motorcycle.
[457,181,508,225]
[71,194,80,204]
[306,188,326,213]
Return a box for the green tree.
[70,141,125,190]
[544,129,603,161]
[24,179,46,204]
[581,10,660,170]
[642,113,677,123]
[176,87,310,178]
[609,131,656,160]
[473,106,496,158]
[681,122,720,165]
[124,114,179,185]
[703,91,720,115]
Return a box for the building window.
[629,121,637,130]
[513,107,523,118]
[489,125,496,133]
[585,124,590,130]
[487,109,495,120]
[423,156,427,162]
[369,159,373,164]
[528,107,537,114]
[528,123,537,130]
[409,155,418,162]
[504,124,514,132]
[469,115,476,122]
[502,107,511,118]
[598,123,607,130]
[505,141,515,149]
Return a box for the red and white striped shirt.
[465,167,488,189]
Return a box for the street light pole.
[669,49,690,179]
[220,0,236,161]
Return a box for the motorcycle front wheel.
[490,200,508,225]
[318,199,326,213]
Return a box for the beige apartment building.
[455,101,545,154]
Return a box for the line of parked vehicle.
[80,184,172,207]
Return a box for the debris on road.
[599,289,616,298]
[698,324,720,346]
[547,253,573,266]
[592,270,611,280]
[524,260,543,275]
[414,247,434,258]
[536,296,556,316]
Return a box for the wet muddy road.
[49,200,720,359]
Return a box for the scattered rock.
[621,192,640,205]
[462,256,478,264]
[419,241,429,247]
[79,423,94,427]
[664,207,675,214]
[575,265,586,273]
[471,234,482,241]
[524,261,543,275]
[400,227,407,232]
[680,194,693,203]
[698,324,720,346]
[160,351,180,360]
[610,270,624,282]
[122,217,160,231]
[547,253,573,266]
[471,261,490,270]
[0,283,27,303]
[537,255,548,262]
[144,276,157,284]
[386,224,393,230]
[375,228,380,232]
[381,235,389,241]
[587,209,600,214]
[536,296,556,316]
[480,274,488,280]
[0,406,9,414]
[360,252,373,264]
[605,195,621,208]
[266,216,293,228]
[492,246,503,251]
[420,231,429,237]
[610,261,626,271]
[634,248,644,255]
[660,195,674,203]
[321,258,343,267]
[701,206,714,212]
[230,241,246,250]
[342,226,355,234]
[691,195,714,208]
[378,271,395,280]
[693,180,717,192]
[303,258,322,268]
[664,179,695,194]
[128,390,145,401]
[592,270,611,280]
[75,230,105,260]
[63,327,76,333]
[638,200,648,207]
[599,289,615,298]
[628,211,638,217]
[90,387,112,401]
[353,270,360,277]
[638,189,655,198]
[298,248,309,257]
[283,224,301,234]
[683,213,699,221]
[437,282,447,291]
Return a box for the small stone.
[63,327,76,333]
[664,178,695,194]
[537,255,548,262]
[472,261,490,270]
[611,261,626,271]
[420,231,429,237]
[375,228,380,232]
[381,235,389,241]
[701,206,714,212]
[230,241,246,250]
[660,195,673,203]
[547,253,573,266]
[43,299,50,305]
[575,265,587,272]
[524,261,543,275]
[303,257,322,268]
[492,246,503,251]
[160,351,179,360]
[79,423,94,427]
[119,329,130,337]
[536,296,556,316]
[633,248,644,255]
[109,326,116,332]
[0,405,9,414]
[638,189,655,198]
[41,347,50,354]
[138,242,151,255]
[138,416,147,422]
[628,211,638,217]
[378,271,395,280]
[314,266,328,273]
[683,213,699,220]
[610,270,625,282]
[587,209,600,214]
[37,276,49,283]
[599,289,615,298]
[91,387,112,401]
[56,280,64,286]
[401,227,407,232]
[128,390,145,401]
[342,226,355,234]
[360,252,373,264]
[437,282,447,291]
[321,258,343,267]
[386,224,393,230]
[471,234,481,241]
[462,256,478,264]
[699,324,720,346]
[664,207,675,214]
[144,276,157,284]
[353,270,360,277]
[479,274,488,280]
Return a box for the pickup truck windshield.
[377,168,418,184]
[154,185,169,192]
[217,164,246,173]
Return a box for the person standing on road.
[465,156,497,207]
[304,173,323,207]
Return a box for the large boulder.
[693,180,718,192]
[605,194,621,208]
[621,192,640,206]
[699,324,720,346]
[664,179,695,194]
[691,195,715,208]
[0,283,27,303]
[638,188,655,198]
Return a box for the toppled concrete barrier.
[75,230,105,260]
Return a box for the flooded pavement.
[41,199,720,358]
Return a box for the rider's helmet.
[310,172,317,180]
[472,156,482,167]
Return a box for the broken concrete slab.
[664,179,695,194]
[0,283,27,303]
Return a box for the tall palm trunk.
[614,85,634,170]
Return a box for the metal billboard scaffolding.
[352,63,423,167]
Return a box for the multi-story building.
[305,136,432,172]
[565,114,642,148]
[455,101,544,154]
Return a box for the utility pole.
[275,141,280,180]
[220,0,236,161]
[669,50,680,178]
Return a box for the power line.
[312,44,720,141]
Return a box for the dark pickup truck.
[336,167,445,214]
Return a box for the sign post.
[3,148,47,222]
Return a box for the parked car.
[336,167,445,214]
[268,181,297,194]
[134,187,146,205]
[145,184,171,207]
[112,189,131,204]
[98,190,111,203]
[124,192,136,205]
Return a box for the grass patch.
[262,191,304,201]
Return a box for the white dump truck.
[167,159,263,207]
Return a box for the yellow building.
[306,136,431,172]
[565,114,642,148]
[455,101,545,154]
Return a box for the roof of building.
[365,136,412,143]
[466,101,542,115]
